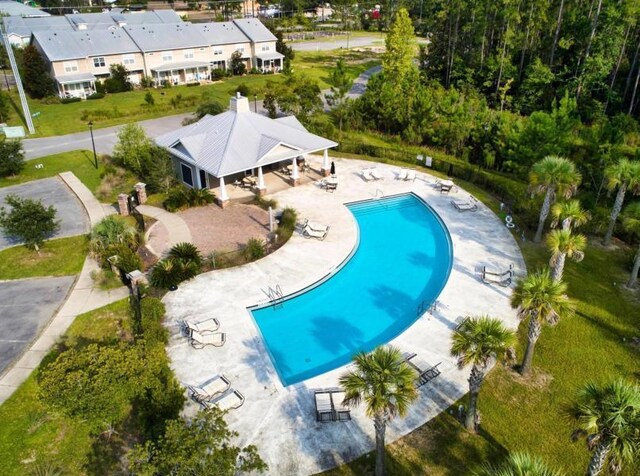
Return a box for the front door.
[199,169,208,189]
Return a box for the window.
[181,163,193,187]
[63,61,78,73]
[213,48,223,56]
[183,49,194,59]
[93,57,106,68]
[122,55,135,65]
[235,45,244,53]
[261,45,270,52]
[162,52,173,62]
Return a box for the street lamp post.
[254,94,258,113]
[88,120,98,169]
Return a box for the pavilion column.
[217,176,230,208]
[321,149,330,176]
[291,157,300,186]
[256,166,266,196]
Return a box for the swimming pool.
[251,193,453,386]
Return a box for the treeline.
[413,0,640,120]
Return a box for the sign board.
[2,126,26,138]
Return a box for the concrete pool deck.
[163,157,526,475]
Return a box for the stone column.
[118,193,130,216]
[291,157,300,186]
[321,149,330,176]
[134,182,147,204]
[256,166,266,196]
[217,176,229,208]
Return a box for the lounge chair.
[314,390,334,422]
[302,224,329,240]
[326,181,337,192]
[304,219,329,233]
[451,199,478,212]
[187,374,231,403]
[481,264,513,287]
[361,168,374,182]
[203,389,245,411]
[403,353,442,387]
[440,183,454,194]
[396,169,408,180]
[405,169,416,181]
[370,168,384,181]
[331,391,351,421]
[185,317,220,334]
[454,315,469,330]
[190,330,226,349]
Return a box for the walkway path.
[138,204,192,257]
[0,171,127,404]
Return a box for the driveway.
[0,276,75,375]
[0,177,89,250]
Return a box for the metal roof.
[155,97,337,178]
[195,21,250,45]
[151,60,209,72]
[233,18,276,43]
[123,22,209,52]
[0,0,49,17]
[56,72,96,84]
[33,29,141,61]
[256,51,284,61]
[3,16,73,39]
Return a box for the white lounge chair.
[315,391,333,422]
[396,169,408,180]
[304,219,329,233]
[190,330,226,349]
[451,200,478,212]
[204,389,245,411]
[187,374,231,403]
[302,224,329,240]
[370,168,384,180]
[361,168,374,182]
[405,170,416,181]
[185,318,220,334]
[331,391,351,421]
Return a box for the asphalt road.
[0,276,75,374]
[0,177,89,250]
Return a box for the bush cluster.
[90,215,142,276]
[149,242,202,289]
[163,185,215,212]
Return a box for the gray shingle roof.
[0,0,49,17]
[155,101,337,177]
[194,21,250,45]
[233,18,276,43]
[123,22,209,52]
[33,29,141,61]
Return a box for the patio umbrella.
[330,161,336,176]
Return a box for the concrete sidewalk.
[59,171,114,227]
[138,204,192,257]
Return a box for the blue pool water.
[251,193,453,386]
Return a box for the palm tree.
[473,451,565,476]
[546,229,587,282]
[510,269,574,377]
[451,316,516,432]
[622,201,640,288]
[529,156,582,243]
[568,379,640,476]
[603,158,640,245]
[550,199,591,231]
[339,346,418,476]
[89,215,139,263]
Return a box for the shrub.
[0,139,25,177]
[149,258,200,289]
[253,196,278,210]
[140,297,168,345]
[186,81,200,87]
[279,207,297,231]
[60,97,81,104]
[0,195,59,251]
[168,242,203,267]
[107,244,143,274]
[90,215,139,265]
[211,69,226,80]
[243,238,265,261]
[235,83,250,97]
[249,67,261,75]
[144,91,155,106]
[163,185,215,212]
[187,187,215,207]
[87,92,105,100]
[140,76,154,88]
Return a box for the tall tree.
[510,268,574,376]
[0,195,59,251]
[473,451,565,476]
[339,346,418,476]
[550,199,591,231]
[545,229,587,282]
[451,315,516,432]
[382,8,418,89]
[621,201,640,287]
[603,158,640,245]
[568,379,640,476]
[21,45,55,99]
[529,156,582,242]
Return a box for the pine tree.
[21,45,55,99]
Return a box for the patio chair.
[187,374,231,403]
[404,353,442,387]
[440,183,454,194]
[417,363,442,386]
[302,224,329,240]
[454,315,470,331]
[361,168,374,182]
[184,317,220,334]
[481,264,513,287]
[304,219,329,233]
[370,168,384,181]
[190,330,226,349]
[331,390,351,421]
[451,200,478,212]
[326,181,338,192]
[396,169,408,180]
[314,390,334,422]
[405,170,416,181]
[203,389,245,411]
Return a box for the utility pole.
[1,25,35,134]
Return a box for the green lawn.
[293,50,380,89]
[0,235,88,279]
[0,299,130,475]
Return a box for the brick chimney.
[229,92,250,113]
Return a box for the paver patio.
[163,157,525,475]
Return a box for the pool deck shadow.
[163,157,525,475]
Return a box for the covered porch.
[151,61,210,86]
[256,52,284,73]
[56,72,96,99]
